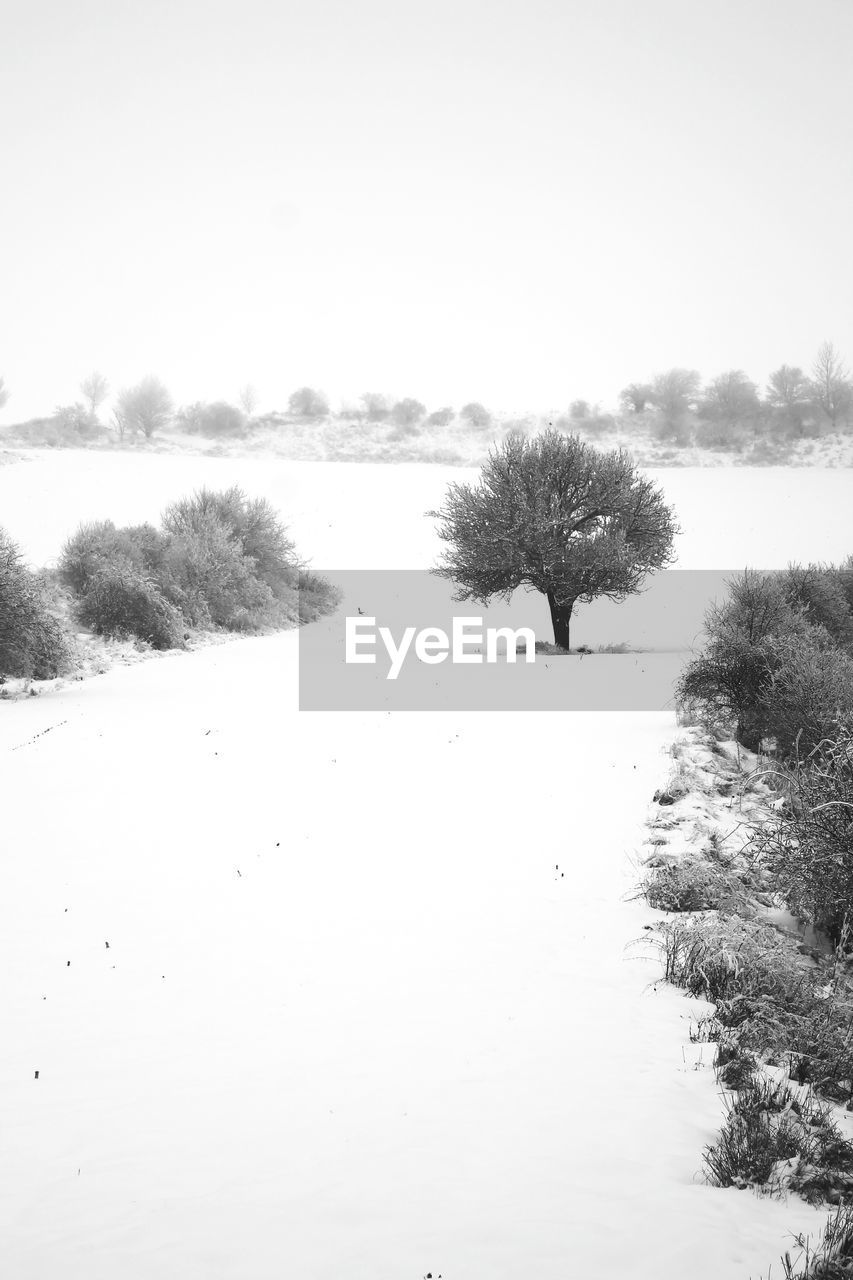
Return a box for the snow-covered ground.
[1,453,851,1279]
[2,450,852,571]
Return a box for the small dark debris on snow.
[34,1070,39,1079]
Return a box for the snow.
[1,452,850,1278]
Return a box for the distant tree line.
[2,342,852,453]
[608,342,853,447]
[0,369,498,444]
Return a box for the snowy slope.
[1,454,849,1279]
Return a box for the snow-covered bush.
[162,486,298,597]
[643,856,739,912]
[61,489,337,641]
[77,561,184,649]
[656,912,813,1011]
[677,569,845,750]
[758,730,853,946]
[703,1075,853,1200]
[60,520,168,594]
[0,527,70,678]
[759,636,853,756]
[296,569,340,624]
[162,513,275,630]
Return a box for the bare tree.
[115,376,173,439]
[700,370,760,423]
[811,341,851,428]
[766,365,810,410]
[238,384,258,417]
[649,369,701,422]
[80,371,109,419]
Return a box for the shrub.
[0,528,70,678]
[677,570,821,748]
[655,912,815,1011]
[288,387,329,418]
[361,393,390,422]
[297,569,340,623]
[61,489,335,644]
[716,1043,759,1091]
[837,555,853,617]
[759,634,853,755]
[62,506,274,634]
[651,410,694,446]
[426,407,454,428]
[643,857,739,912]
[161,486,298,597]
[162,514,275,630]
[757,730,853,947]
[704,1097,809,1191]
[176,401,246,438]
[390,398,425,429]
[693,417,750,453]
[3,412,108,448]
[747,435,796,465]
[782,563,853,652]
[54,403,103,440]
[59,521,169,594]
[460,402,491,429]
[704,1074,853,1199]
[654,876,853,1102]
[678,631,775,749]
[77,561,184,649]
[781,998,853,1102]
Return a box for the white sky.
[2,0,852,419]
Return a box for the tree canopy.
[431,430,678,649]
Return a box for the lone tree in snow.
[431,430,678,650]
[79,371,109,419]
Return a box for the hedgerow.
[59,487,336,646]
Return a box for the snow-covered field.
[1,453,851,1279]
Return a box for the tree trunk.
[736,719,762,752]
[547,592,574,651]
